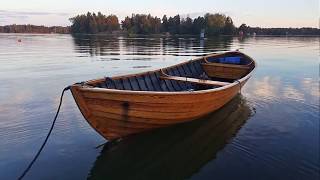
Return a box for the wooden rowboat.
[202,52,255,80]
[70,51,256,140]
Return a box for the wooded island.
[0,12,319,36]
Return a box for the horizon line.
[0,23,318,29]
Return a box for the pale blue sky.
[1,0,319,27]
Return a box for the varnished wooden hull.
[202,52,255,80]
[88,95,252,179]
[70,51,255,140]
[202,63,251,79]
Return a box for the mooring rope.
[18,86,71,180]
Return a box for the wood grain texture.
[202,63,250,79]
[70,51,255,140]
[202,52,255,80]
[160,75,230,86]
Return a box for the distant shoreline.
[0,32,319,38]
[1,12,319,36]
[1,26,319,36]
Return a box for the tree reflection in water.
[71,34,234,58]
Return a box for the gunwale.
[84,51,253,85]
[76,51,255,95]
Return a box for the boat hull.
[70,51,255,140]
[71,79,248,140]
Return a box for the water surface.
[0,34,319,180]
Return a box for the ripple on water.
[0,34,319,180]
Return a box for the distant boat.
[70,51,256,140]
[200,29,205,39]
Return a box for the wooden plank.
[91,110,194,125]
[143,74,154,91]
[136,76,148,91]
[149,72,162,91]
[122,78,132,90]
[80,86,236,103]
[91,115,163,129]
[87,103,201,120]
[160,75,230,86]
[128,76,140,91]
[154,71,168,91]
[84,96,230,114]
[203,62,251,69]
[191,61,204,78]
[186,62,199,77]
[181,63,193,77]
[155,69,175,91]
[174,66,188,90]
[87,89,236,125]
[105,78,115,89]
[113,79,124,90]
[84,90,237,121]
[167,68,183,91]
[70,86,91,117]
[202,63,251,79]
[177,65,193,89]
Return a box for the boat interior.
[92,54,252,92]
[205,55,253,66]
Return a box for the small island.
[0,12,319,36]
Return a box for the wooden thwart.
[160,75,230,86]
[202,62,251,69]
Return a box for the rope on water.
[18,86,71,180]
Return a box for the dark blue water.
[0,34,318,180]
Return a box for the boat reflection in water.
[88,95,253,179]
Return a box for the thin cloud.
[0,10,69,17]
[0,10,71,26]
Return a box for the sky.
[0,0,319,28]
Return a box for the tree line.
[238,24,320,36]
[0,24,69,34]
[70,12,236,35]
[69,12,120,33]
[69,12,319,36]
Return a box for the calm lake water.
[0,34,319,180]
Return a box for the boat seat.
[202,62,252,69]
[160,74,230,87]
